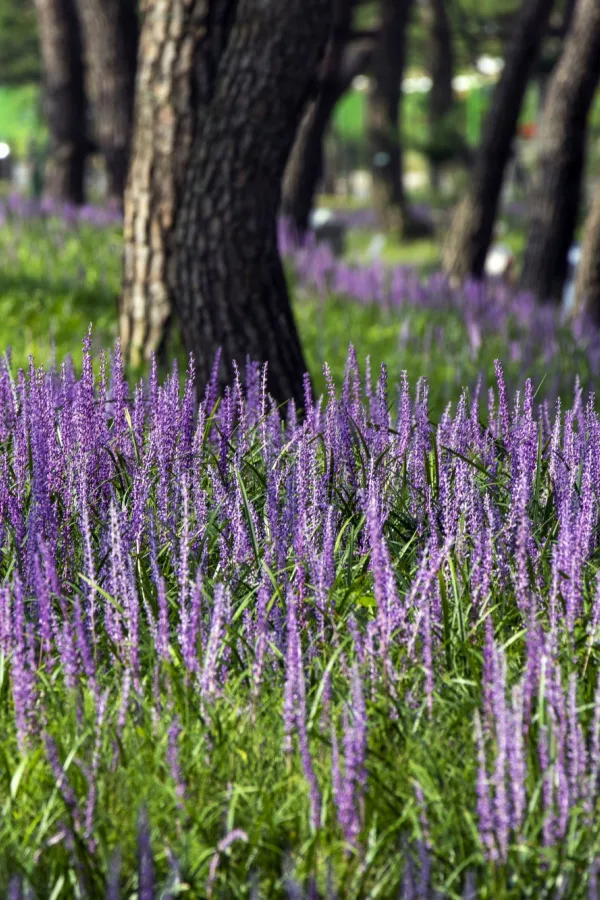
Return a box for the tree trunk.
[171,0,331,409]
[34,0,87,204]
[121,0,331,409]
[120,0,205,368]
[442,0,554,282]
[520,0,600,303]
[281,34,374,236]
[367,0,417,237]
[74,0,138,205]
[425,0,454,193]
[427,0,453,122]
[574,184,600,323]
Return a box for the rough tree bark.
[74,0,138,204]
[34,0,87,204]
[367,0,420,237]
[121,0,331,409]
[281,30,374,237]
[442,0,554,282]
[521,0,600,303]
[121,0,205,368]
[573,184,600,323]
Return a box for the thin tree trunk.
[74,0,138,205]
[282,35,374,236]
[427,0,453,121]
[172,0,331,409]
[122,0,331,409]
[367,0,417,237]
[425,0,454,192]
[34,0,87,204]
[442,0,554,282]
[574,184,600,323]
[521,0,600,303]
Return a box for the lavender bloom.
[137,808,155,900]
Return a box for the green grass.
[0,85,44,156]
[0,214,592,419]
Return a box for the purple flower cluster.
[1,333,600,890]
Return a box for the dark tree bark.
[573,184,600,323]
[367,0,421,237]
[424,0,454,191]
[34,0,87,204]
[427,0,453,121]
[281,31,374,237]
[521,0,600,303]
[74,0,138,205]
[442,0,554,282]
[121,0,331,409]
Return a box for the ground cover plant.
[1,326,600,897]
[0,195,598,417]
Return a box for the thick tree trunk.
[367,0,417,237]
[120,0,205,368]
[121,0,331,409]
[34,0,87,204]
[574,184,600,323]
[74,0,138,205]
[281,36,374,236]
[520,0,600,303]
[442,0,554,282]
[172,0,331,409]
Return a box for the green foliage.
[0,0,40,86]
[0,85,44,155]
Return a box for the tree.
[573,185,600,323]
[520,0,600,303]
[73,0,138,205]
[281,0,374,237]
[33,0,87,203]
[368,0,425,237]
[121,0,332,409]
[427,0,454,122]
[423,0,456,191]
[442,0,554,282]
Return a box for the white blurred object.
[366,234,386,261]
[352,75,369,93]
[348,170,371,199]
[309,207,346,257]
[403,75,433,94]
[562,243,581,315]
[12,162,31,190]
[0,142,10,160]
[310,208,335,229]
[476,56,505,77]
[485,245,515,279]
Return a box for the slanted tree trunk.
[281,33,374,236]
[34,0,87,204]
[574,184,600,323]
[121,0,331,409]
[367,0,419,237]
[521,0,600,303]
[442,0,554,282]
[74,0,138,205]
